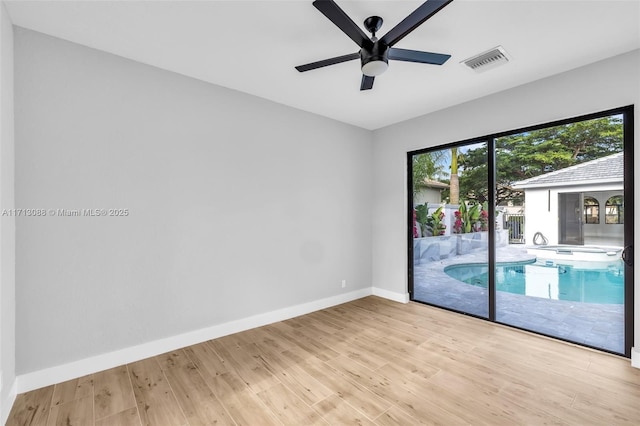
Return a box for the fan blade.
[313,0,372,48]
[296,53,360,72]
[380,0,453,47]
[389,48,450,65]
[360,75,374,91]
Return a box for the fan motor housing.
[360,42,389,70]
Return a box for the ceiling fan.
[295,0,454,90]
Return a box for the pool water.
[444,261,624,304]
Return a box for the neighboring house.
[513,152,624,247]
[414,179,449,204]
[499,200,524,215]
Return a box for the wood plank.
[587,352,640,384]
[6,386,55,426]
[257,383,326,425]
[326,355,404,405]
[183,341,229,380]
[269,322,341,362]
[207,371,281,426]
[375,356,440,385]
[425,370,565,424]
[314,307,360,328]
[330,333,392,370]
[46,396,93,426]
[573,389,640,424]
[50,374,93,407]
[93,365,136,420]
[216,330,254,350]
[244,341,292,374]
[373,405,432,426]
[209,339,280,393]
[280,344,318,365]
[325,355,470,424]
[293,315,346,340]
[313,394,376,425]
[157,349,235,426]
[248,325,296,352]
[303,310,346,332]
[276,364,334,406]
[471,341,638,400]
[498,382,596,425]
[95,407,141,426]
[128,357,188,426]
[297,357,392,420]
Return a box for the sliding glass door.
[409,106,633,356]
[410,141,489,318]
[494,114,629,354]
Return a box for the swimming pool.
[444,261,624,304]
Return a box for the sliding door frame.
[407,105,634,357]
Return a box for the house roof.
[419,179,449,189]
[512,152,623,189]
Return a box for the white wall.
[14,28,372,377]
[372,50,639,352]
[524,186,624,246]
[0,2,16,422]
[414,187,443,205]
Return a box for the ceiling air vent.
[462,46,510,73]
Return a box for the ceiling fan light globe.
[362,60,388,77]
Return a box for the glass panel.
[605,195,624,224]
[412,142,488,318]
[495,114,625,354]
[559,193,584,245]
[584,196,599,224]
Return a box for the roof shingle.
[512,152,623,189]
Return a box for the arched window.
[583,196,599,224]
[605,195,624,224]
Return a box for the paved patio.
[413,245,625,354]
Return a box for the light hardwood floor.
[7,296,640,425]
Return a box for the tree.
[449,147,459,204]
[412,151,446,199]
[457,116,623,204]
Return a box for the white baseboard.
[372,287,410,304]
[1,378,17,425]
[632,347,640,369]
[17,287,373,394]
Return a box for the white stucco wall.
[414,187,443,205]
[523,185,624,246]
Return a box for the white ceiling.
[5,0,640,130]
